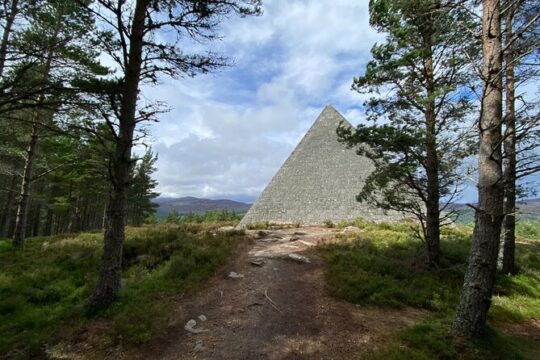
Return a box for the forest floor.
[2,221,539,359]
[62,223,540,360]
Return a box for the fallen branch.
[264,288,282,313]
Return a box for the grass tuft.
[245,221,271,230]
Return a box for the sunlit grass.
[0,223,245,358]
[320,219,540,359]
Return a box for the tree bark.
[501,6,516,275]
[0,0,19,77]
[11,18,58,247]
[425,123,441,266]
[423,33,440,267]
[453,0,504,338]
[43,207,53,236]
[32,201,41,236]
[88,0,149,313]
[12,117,40,248]
[1,173,18,237]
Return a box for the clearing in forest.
[68,226,425,359]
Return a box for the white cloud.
[142,0,381,201]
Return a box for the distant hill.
[448,198,540,224]
[155,196,251,217]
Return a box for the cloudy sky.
[142,0,381,203]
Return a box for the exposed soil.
[499,319,540,341]
[112,226,426,360]
[498,319,540,357]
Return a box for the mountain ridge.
[155,196,251,216]
[447,198,540,224]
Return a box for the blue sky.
[143,0,382,203]
[140,0,537,204]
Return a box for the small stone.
[284,253,310,263]
[228,271,244,279]
[217,226,235,232]
[260,237,278,243]
[289,235,300,241]
[198,314,207,322]
[249,259,265,267]
[293,231,307,235]
[184,319,208,334]
[185,319,196,331]
[194,339,204,352]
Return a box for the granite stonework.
[239,105,402,226]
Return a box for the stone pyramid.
[239,105,397,226]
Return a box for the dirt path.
[125,227,424,360]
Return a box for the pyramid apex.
[312,104,352,128]
[323,104,338,112]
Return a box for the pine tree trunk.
[73,198,81,233]
[66,181,75,233]
[88,0,149,313]
[44,208,53,236]
[1,173,18,237]
[502,7,517,275]
[424,38,440,267]
[453,0,504,338]
[13,118,40,248]
[425,169,440,266]
[101,202,107,230]
[80,202,88,231]
[54,215,60,235]
[0,0,19,77]
[425,117,441,266]
[11,30,55,247]
[32,202,41,236]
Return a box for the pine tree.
[127,149,159,227]
[86,0,261,313]
[338,0,476,266]
[9,0,106,247]
[453,0,505,337]
[501,0,540,275]
[0,0,21,77]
